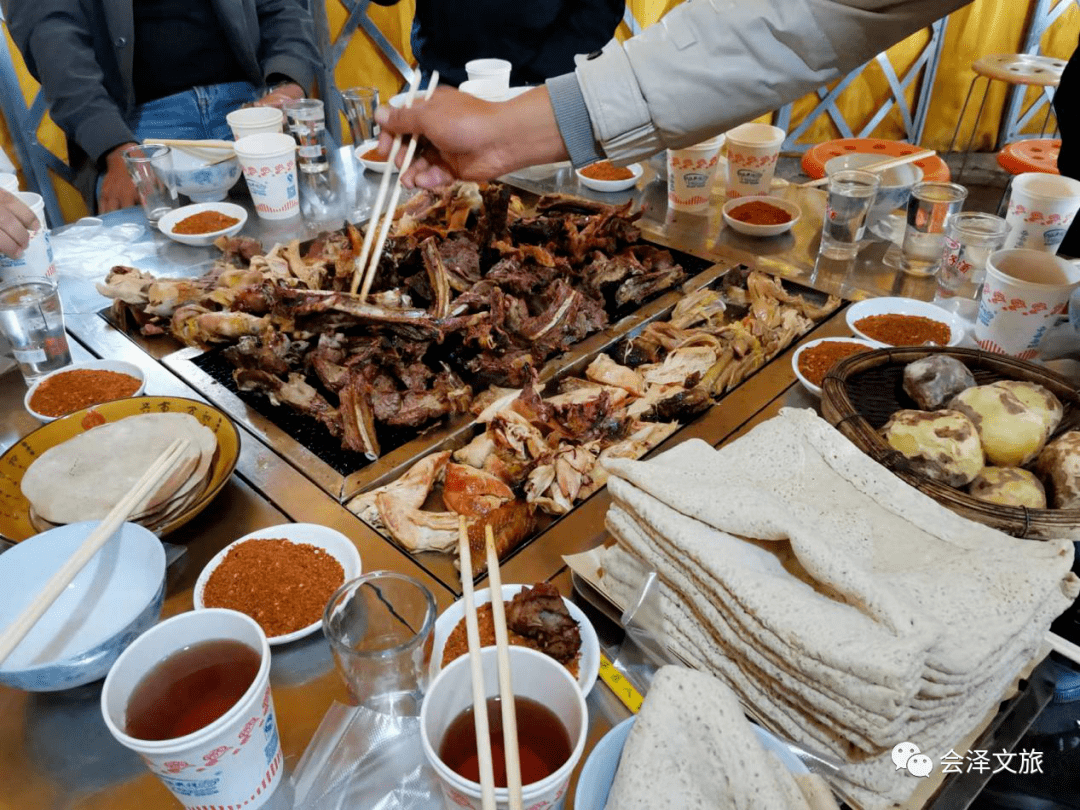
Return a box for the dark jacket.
[3,0,321,201]
[1056,39,1078,258]
[371,0,624,87]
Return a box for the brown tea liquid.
[438,695,572,787]
[124,638,261,741]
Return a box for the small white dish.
[194,523,362,645]
[846,297,966,348]
[157,202,247,247]
[722,196,802,237]
[791,336,878,397]
[24,360,146,423]
[355,139,398,173]
[576,162,644,193]
[431,583,600,696]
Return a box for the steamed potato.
[948,381,1062,467]
[1036,431,1080,510]
[880,409,984,487]
[967,467,1047,509]
[903,355,976,410]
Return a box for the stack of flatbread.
[597,408,1079,810]
[607,666,838,810]
[21,413,218,534]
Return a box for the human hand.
[99,143,141,213]
[0,188,38,258]
[254,82,305,109]
[373,86,569,188]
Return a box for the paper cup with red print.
[1003,172,1080,255]
[975,248,1080,359]
[723,123,786,199]
[234,133,300,220]
[101,609,284,810]
[666,136,724,212]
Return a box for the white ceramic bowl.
[575,716,807,810]
[0,521,165,691]
[157,202,247,247]
[24,359,147,423]
[722,196,802,237]
[194,523,362,645]
[824,153,924,228]
[576,162,643,193]
[158,148,242,202]
[431,583,600,696]
[846,297,967,348]
[355,139,397,173]
[790,336,878,398]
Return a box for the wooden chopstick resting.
[1047,631,1080,666]
[359,72,443,301]
[459,517,497,810]
[486,524,524,810]
[349,69,422,296]
[801,148,936,188]
[142,138,235,151]
[0,438,192,665]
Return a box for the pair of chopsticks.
[142,138,235,166]
[458,518,523,810]
[800,148,937,188]
[349,70,442,298]
[0,439,192,665]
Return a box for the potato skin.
[1036,432,1080,510]
[948,382,1060,467]
[967,466,1047,509]
[880,409,984,487]
[902,356,975,410]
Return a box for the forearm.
[254,0,321,92]
[493,87,570,173]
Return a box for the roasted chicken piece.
[506,583,581,664]
[442,463,515,516]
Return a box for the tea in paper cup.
[0,192,54,284]
[101,609,283,810]
[724,123,786,198]
[420,646,588,810]
[1003,172,1080,255]
[234,133,299,220]
[227,107,284,140]
[975,248,1080,359]
[667,136,724,212]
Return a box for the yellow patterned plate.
[0,396,240,542]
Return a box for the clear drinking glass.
[894,181,969,276]
[820,169,881,260]
[935,212,1011,319]
[121,144,176,226]
[323,572,436,716]
[0,279,71,383]
[283,98,329,170]
[342,86,380,144]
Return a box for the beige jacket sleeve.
[575,0,973,162]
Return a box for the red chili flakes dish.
[854,314,950,347]
[29,369,142,417]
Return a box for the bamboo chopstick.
[486,524,524,810]
[142,138,235,151]
[800,148,936,188]
[1047,631,1080,666]
[459,517,497,810]
[0,438,192,665]
[358,72,442,301]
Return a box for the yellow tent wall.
[2,0,1077,225]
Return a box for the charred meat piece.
[339,375,381,458]
[214,234,263,266]
[463,499,535,577]
[438,234,483,291]
[223,333,294,376]
[505,583,581,663]
[234,369,343,438]
[420,236,453,318]
[443,463,515,516]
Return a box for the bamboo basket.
[820,346,1080,539]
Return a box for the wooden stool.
[801,137,950,181]
[947,53,1066,183]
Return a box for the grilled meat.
[505,583,581,663]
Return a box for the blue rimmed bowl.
[0,521,166,691]
[161,148,242,202]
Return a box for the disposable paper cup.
[458,80,506,101]
[227,107,284,140]
[975,248,1080,359]
[421,646,588,810]
[234,133,299,220]
[1004,172,1080,254]
[0,191,54,283]
[724,123,786,199]
[0,173,18,193]
[667,136,724,212]
[101,609,283,810]
[465,58,512,93]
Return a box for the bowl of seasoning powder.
[157,202,247,247]
[791,336,876,397]
[25,360,146,423]
[195,523,361,645]
[576,161,643,192]
[722,195,801,237]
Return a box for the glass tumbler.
[342,86,380,144]
[121,144,176,226]
[323,571,436,716]
[895,181,969,276]
[820,169,881,260]
[0,279,71,383]
[935,212,1010,318]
